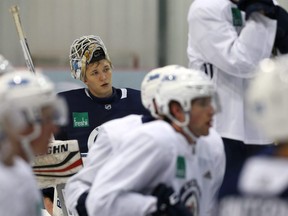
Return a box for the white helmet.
[0,54,14,75]
[155,67,216,140]
[69,35,111,81]
[141,65,186,117]
[246,55,288,141]
[0,70,67,161]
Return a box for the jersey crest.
[180,179,201,216]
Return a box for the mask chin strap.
[181,112,198,143]
[167,112,198,143]
[19,123,41,163]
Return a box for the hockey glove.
[273,6,288,54]
[237,0,276,20]
[151,183,193,216]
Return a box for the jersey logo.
[180,179,201,216]
[73,112,89,127]
[105,104,112,110]
[176,156,186,178]
[231,7,243,27]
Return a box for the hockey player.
[64,65,182,216]
[55,35,149,153]
[0,70,67,216]
[64,65,225,216]
[45,35,149,211]
[217,55,288,216]
[85,68,220,216]
[186,0,288,198]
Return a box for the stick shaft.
[10,5,35,73]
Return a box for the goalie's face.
[84,59,113,98]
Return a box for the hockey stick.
[10,5,35,73]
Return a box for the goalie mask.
[0,54,14,75]
[141,65,186,118]
[246,55,288,141]
[155,67,219,141]
[0,70,68,161]
[69,35,111,81]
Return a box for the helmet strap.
[167,112,198,143]
[182,125,198,144]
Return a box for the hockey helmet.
[69,35,111,81]
[141,65,186,118]
[247,55,288,141]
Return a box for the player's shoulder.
[239,156,288,196]
[0,156,33,185]
[58,88,86,97]
[102,114,143,131]
[121,120,177,157]
[198,128,224,149]
[118,87,141,98]
[189,0,232,18]
[125,87,141,94]
[136,120,177,143]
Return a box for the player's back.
[65,114,152,215]
[86,119,206,216]
[85,114,145,165]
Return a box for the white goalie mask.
[155,68,218,140]
[0,54,14,75]
[246,55,288,141]
[69,35,111,81]
[0,70,68,161]
[141,65,186,118]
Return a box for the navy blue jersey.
[55,87,149,153]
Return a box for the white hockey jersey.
[197,129,225,216]
[0,156,42,216]
[85,120,224,216]
[64,114,143,215]
[187,0,276,144]
[65,115,225,216]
